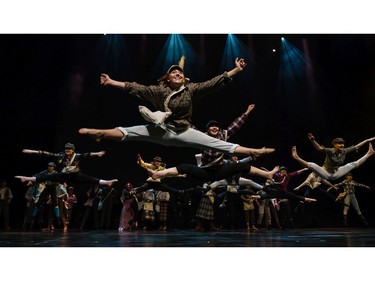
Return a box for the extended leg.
[79,128,124,142]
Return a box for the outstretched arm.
[90,151,106,157]
[328,181,345,192]
[294,180,308,191]
[354,137,375,150]
[22,149,42,155]
[100,74,126,89]
[297,168,309,174]
[321,178,335,188]
[226,58,247,78]
[307,133,324,151]
[355,181,371,190]
[237,156,253,164]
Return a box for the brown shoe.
[195,223,205,231]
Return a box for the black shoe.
[343,216,348,226]
[289,219,296,229]
[360,215,369,226]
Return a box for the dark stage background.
[1,34,374,229]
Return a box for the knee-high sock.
[32,207,38,217]
[54,207,60,218]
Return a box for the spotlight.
[272,49,276,53]
[281,37,285,41]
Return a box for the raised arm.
[226,104,256,138]
[226,58,247,78]
[307,133,324,151]
[137,154,152,170]
[244,104,255,116]
[100,74,126,89]
[354,137,375,150]
[294,172,313,191]
[137,154,143,165]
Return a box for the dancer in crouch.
[15,143,118,187]
[79,57,274,158]
[292,133,375,181]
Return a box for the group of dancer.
[14,56,375,230]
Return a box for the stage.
[1,227,375,247]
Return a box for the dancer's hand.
[97,151,106,157]
[245,104,255,115]
[137,154,143,164]
[100,73,112,86]
[307,133,315,140]
[235,58,247,71]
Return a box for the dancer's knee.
[116,127,128,141]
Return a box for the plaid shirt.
[335,179,367,195]
[123,73,232,132]
[196,113,249,166]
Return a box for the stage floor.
[1,227,375,247]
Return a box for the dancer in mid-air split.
[15,143,118,187]
[79,57,274,158]
[146,161,279,183]
[250,166,317,210]
[130,154,189,195]
[292,133,375,181]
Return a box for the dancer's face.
[168,69,185,89]
[279,169,287,176]
[125,183,133,191]
[153,160,162,168]
[65,148,74,156]
[207,125,220,137]
[333,142,345,152]
[47,166,55,172]
[230,155,238,162]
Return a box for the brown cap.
[332,138,345,145]
[153,156,162,162]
